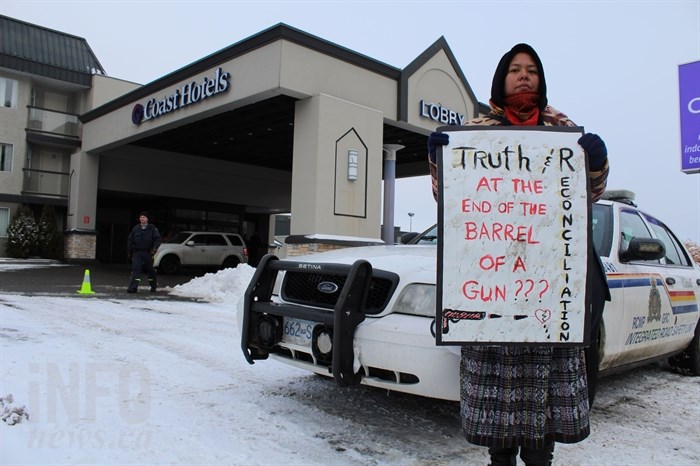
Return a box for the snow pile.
[168,263,256,304]
[1,394,28,426]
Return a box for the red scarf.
[503,92,540,126]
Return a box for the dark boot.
[149,278,157,292]
[520,442,554,466]
[127,278,140,293]
[487,446,517,466]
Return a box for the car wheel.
[159,255,181,275]
[669,319,700,376]
[222,256,240,270]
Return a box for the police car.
[239,190,700,401]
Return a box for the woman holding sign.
[428,43,610,466]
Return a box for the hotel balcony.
[27,106,80,137]
[21,107,78,201]
[22,168,70,199]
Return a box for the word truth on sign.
[437,126,590,346]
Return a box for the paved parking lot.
[0,261,204,300]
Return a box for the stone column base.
[64,229,97,261]
[284,234,384,257]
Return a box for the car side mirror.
[619,237,665,262]
[186,240,195,247]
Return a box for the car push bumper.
[241,254,372,387]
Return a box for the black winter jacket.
[127,224,161,254]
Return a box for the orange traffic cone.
[76,269,96,295]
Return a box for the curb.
[0,258,60,265]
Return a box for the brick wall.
[286,242,352,257]
[64,232,97,260]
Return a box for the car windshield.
[408,225,438,245]
[167,232,191,244]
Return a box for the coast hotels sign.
[131,68,231,125]
[131,83,453,126]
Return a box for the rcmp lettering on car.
[318,281,339,294]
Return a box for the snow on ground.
[1,263,699,465]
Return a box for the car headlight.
[393,283,435,317]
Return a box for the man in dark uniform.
[126,211,161,293]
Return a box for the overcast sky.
[3,0,699,242]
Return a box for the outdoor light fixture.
[347,149,358,181]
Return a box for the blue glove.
[578,133,607,170]
[428,132,449,163]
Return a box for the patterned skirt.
[459,345,590,449]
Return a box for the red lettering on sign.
[462,199,492,213]
[475,176,504,192]
[519,202,547,215]
[462,280,507,302]
[511,178,543,193]
[513,256,527,272]
[464,222,539,244]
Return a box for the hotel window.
[0,208,9,237]
[0,78,18,108]
[0,143,12,172]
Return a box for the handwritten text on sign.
[438,127,588,345]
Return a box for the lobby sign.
[436,126,590,346]
[419,99,465,125]
[679,60,700,174]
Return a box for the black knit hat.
[490,43,548,111]
[139,211,149,218]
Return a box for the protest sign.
[436,126,590,346]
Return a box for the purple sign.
[679,61,700,174]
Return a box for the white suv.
[154,231,248,274]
